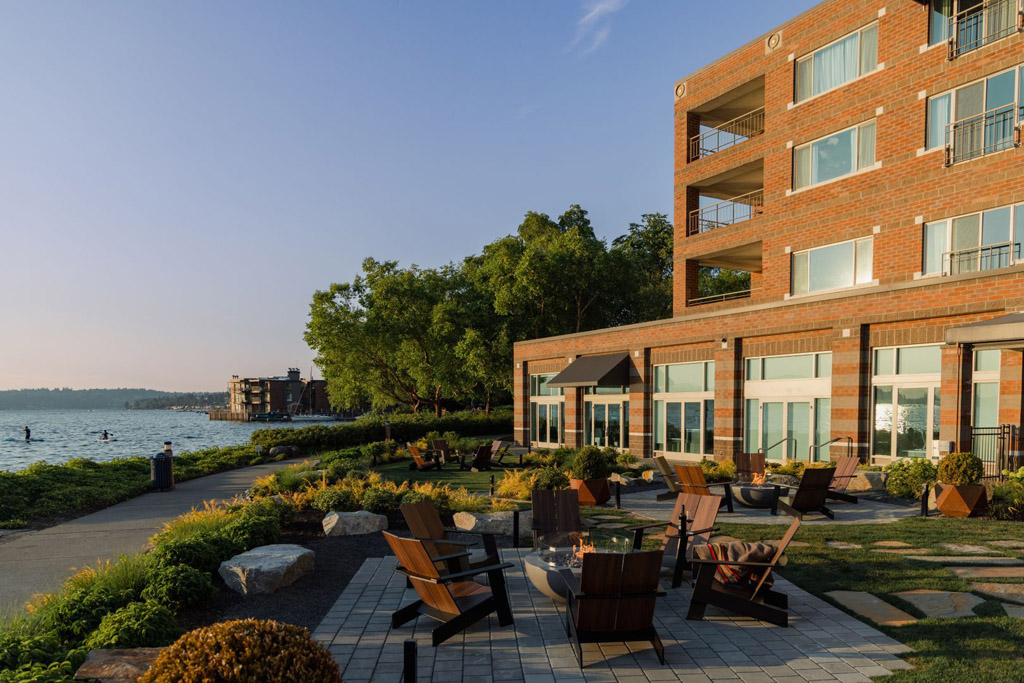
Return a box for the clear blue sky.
[0,0,816,391]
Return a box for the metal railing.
[942,240,1021,275]
[688,107,765,161]
[686,288,751,307]
[809,436,853,464]
[758,437,796,461]
[971,424,1021,479]
[947,0,1023,59]
[687,189,764,235]
[944,105,1021,165]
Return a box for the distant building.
[224,368,331,419]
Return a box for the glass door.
[762,402,785,459]
[787,402,810,461]
[752,400,822,461]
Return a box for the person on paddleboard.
[101,430,110,440]
[23,426,30,443]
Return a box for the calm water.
[0,409,333,472]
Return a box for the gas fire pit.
[523,531,630,602]
[734,484,789,508]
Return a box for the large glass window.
[922,203,1024,275]
[792,238,873,295]
[583,394,629,450]
[872,345,941,459]
[744,353,832,461]
[747,353,832,381]
[930,0,953,46]
[795,23,879,102]
[794,121,876,190]
[529,373,564,447]
[926,64,1023,159]
[652,361,715,456]
[973,382,999,428]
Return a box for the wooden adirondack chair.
[686,517,801,627]
[400,500,500,572]
[430,439,453,465]
[630,492,721,588]
[560,550,666,668]
[407,444,442,472]
[653,456,682,501]
[383,531,514,646]
[826,455,860,504]
[674,464,735,513]
[531,488,589,549]
[459,444,493,471]
[491,440,521,467]
[735,453,767,482]
[770,467,837,519]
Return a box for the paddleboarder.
[23,426,30,443]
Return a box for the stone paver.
[826,541,862,550]
[871,541,912,548]
[872,548,928,554]
[317,553,914,682]
[825,591,916,627]
[1002,603,1024,618]
[946,566,1024,579]
[937,543,991,554]
[893,590,983,619]
[906,556,1024,566]
[986,540,1024,549]
[970,582,1024,603]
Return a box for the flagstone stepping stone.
[873,548,930,554]
[938,543,991,554]
[907,556,1024,566]
[894,589,984,618]
[947,566,1024,579]
[825,591,916,626]
[872,541,912,548]
[987,540,1024,549]
[827,541,863,550]
[787,540,810,547]
[595,522,628,529]
[1002,602,1024,617]
[593,515,622,520]
[970,582,1024,603]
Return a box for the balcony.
[944,105,1022,165]
[944,241,1021,274]
[686,159,764,236]
[689,108,765,161]
[947,0,1023,60]
[688,189,764,235]
[686,288,752,307]
[687,77,765,162]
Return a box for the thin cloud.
[569,0,627,56]
[513,103,543,121]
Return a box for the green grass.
[714,517,1024,681]
[373,460,498,493]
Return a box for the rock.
[946,566,1024,579]
[1002,602,1024,618]
[969,582,1024,603]
[641,469,657,483]
[768,474,800,487]
[219,544,314,595]
[827,541,862,550]
[908,555,1024,565]
[74,648,165,682]
[874,548,929,554]
[825,591,916,626]
[610,472,639,485]
[894,589,984,618]
[987,540,1024,549]
[322,510,388,536]
[872,540,913,548]
[453,510,532,536]
[938,543,991,554]
[846,470,887,492]
[269,446,298,458]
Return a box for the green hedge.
[248,408,513,451]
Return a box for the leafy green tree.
[698,267,751,298]
[610,213,673,323]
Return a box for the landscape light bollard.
[921,484,929,517]
[615,480,621,509]
[403,639,417,683]
[512,509,520,549]
[489,475,495,496]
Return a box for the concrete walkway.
[0,460,295,610]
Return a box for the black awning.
[946,313,1024,347]
[547,352,631,388]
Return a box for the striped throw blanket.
[693,542,784,586]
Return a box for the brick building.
[513,0,1024,472]
[227,368,331,418]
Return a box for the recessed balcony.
[686,159,764,236]
[687,77,765,162]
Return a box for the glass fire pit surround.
[523,531,632,602]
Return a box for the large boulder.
[218,544,314,595]
[453,510,532,537]
[74,648,165,683]
[322,510,388,536]
[268,445,300,458]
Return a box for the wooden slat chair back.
[674,464,735,512]
[735,453,766,481]
[825,455,860,504]
[751,516,801,598]
[531,488,582,547]
[654,456,681,496]
[772,467,836,519]
[407,444,440,471]
[430,439,452,464]
[460,444,493,471]
[659,492,720,587]
[384,532,461,616]
[401,500,500,573]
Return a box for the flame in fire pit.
[571,539,596,566]
[751,472,767,486]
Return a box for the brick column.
[629,349,651,457]
[998,349,1023,426]
[685,112,701,163]
[831,326,869,462]
[713,337,743,462]
[563,387,582,449]
[682,259,701,310]
[514,360,530,447]
[939,344,972,454]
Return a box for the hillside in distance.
[0,388,225,410]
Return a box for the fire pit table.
[733,483,789,508]
[523,531,631,602]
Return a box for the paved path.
[0,460,295,609]
[315,552,913,682]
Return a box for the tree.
[698,267,751,298]
[610,213,673,324]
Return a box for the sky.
[0,0,817,392]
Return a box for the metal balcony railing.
[948,0,1023,60]
[943,240,1021,275]
[688,107,765,161]
[944,106,1021,165]
[687,189,764,235]
[686,288,752,307]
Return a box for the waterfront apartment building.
[227,369,330,418]
[513,0,1024,473]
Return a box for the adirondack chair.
[531,488,590,549]
[560,550,666,668]
[407,444,442,472]
[674,464,735,513]
[826,455,860,504]
[400,499,500,572]
[653,456,682,501]
[630,492,721,588]
[459,444,493,471]
[383,531,514,646]
[491,440,521,467]
[686,517,801,627]
[430,439,453,465]
[735,453,767,482]
[770,466,837,519]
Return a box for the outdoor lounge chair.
[674,464,735,513]
[826,455,860,504]
[400,499,501,572]
[686,517,801,627]
[561,550,666,668]
[735,453,767,482]
[382,531,514,646]
[653,456,682,501]
[459,444,493,471]
[491,440,521,467]
[770,466,837,519]
[531,488,590,549]
[630,492,721,588]
[430,439,453,465]
[407,444,442,472]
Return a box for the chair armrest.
[557,568,582,597]
[688,558,778,568]
[684,526,718,536]
[706,481,733,489]
[628,521,669,532]
[419,538,475,546]
[436,562,515,583]
[443,527,498,537]
[430,550,473,563]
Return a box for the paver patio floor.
[314,551,913,682]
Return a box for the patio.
[314,550,913,683]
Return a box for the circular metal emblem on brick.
[767,32,782,50]
[674,82,686,99]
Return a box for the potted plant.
[569,446,612,506]
[934,452,987,518]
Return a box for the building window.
[926,64,1022,161]
[795,22,879,102]
[871,344,942,459]
[791,238,873,295]
[930,0,953,45]
[794,121,876,190]
[973,349,1001,430]
[529,373,563,447]
[922,202,1024,275]
[744,353,832,461]
[652,361,714,457]
[583,388,629,449]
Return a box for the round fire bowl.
[734,484,789,509]
[524,550,579,602]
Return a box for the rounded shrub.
[50,586,138,641]
[360,487,398,515]
[398,490,432,507]
[83,602,182,650]
[139,619,343,683]
[221,514,281,551]
[153,532,243,574]
[140,564,216,610]
[312,486,358,512]
[615,451,638,467]
[884,458,937,499]
[938,452,985,486]
[570,447,612,481]
[533,467,569,490]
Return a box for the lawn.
[714,517,1024,682]
[373,459,500,493]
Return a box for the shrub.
[616,451,638,467]
[155,503,233,545]
[48,586,139,641]
[221,514,281,551]
[488,497,518,512]
[1001,466,1024,483]
[360,487,399,515]
[570,447,611,481]
[937,452,984,486]
[533,467,570,490]
[699,458,734,483]
[770,459,805,478]
[62,553,156,598]
[139,619,343,683]
[152,532,243,574]
[312,487,358,512]
[548,447,577,468]
[398,490,432,507]
[140,564,216,610]
[495,469,536,500]
[990,481,1024,520]
[83,602,182,650]
[716,458,736,480]
[884,458,937,499]
[0,632,86,683]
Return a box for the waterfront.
[0,409,333,471]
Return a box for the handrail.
[759,437,796,460]
[942,241,1021,275]
[688,107,765,161]
[944,105,1021,165]
[809,436,852,463]
[687,189,764,235]
[947,0,1023,60]
[686,288,752,307]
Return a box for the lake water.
[0,409,334,472]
